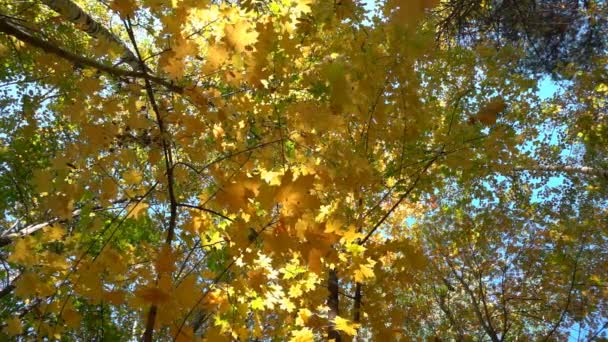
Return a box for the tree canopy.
[0,0,607,341]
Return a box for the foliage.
[0,0,606,341]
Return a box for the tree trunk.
[353,283,362,322]
[328,269,341,342]
[143,306,158,342]
[353,282,362,341]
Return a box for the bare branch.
[176,203,233,222]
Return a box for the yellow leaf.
[216,175,261,213]
[289,327,314,342]
[155,245,176,274]
[176,275,198,307]
[135,285,171,305]
[8,237,37,266]
[103,290,126,305]
[123,169,143,185]
[101,177,118,202]
[45,252,70,271]
[295,217,311,240]
[340,225,363,244]
[476,97,506,126]
[595,83,608,93]
[0,42,8,57]
[62,306,81,328]
[203,43,230,73]
[174,326,197,342]
[213,123,225,139]
[324,219,342,234]
[126,202,149,219]
[162,55,186,80]
[224,21,258,53]
[280,297,296,312]
[251,296,265,311]
[260,169,283,186]
[389,0,437,25]
[43,224,66,242]
[111,0,137,18]
[334,316,359,336]
[4,317,22,336]
[307,248,323,274]
[14,272,40,297]
[296,308,312,326]
[33,169,53,194]
[289,283,303,298]
[44,193,74,219]
[354,260,376,283]
[293,0,314,15]
[203,327,231,342]
[184,212,206,234]
[275,172,318,217]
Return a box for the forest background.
[0,0,607,341]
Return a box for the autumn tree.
[0,0,606,341]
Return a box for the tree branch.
[0,16,183,94]
[359,155,438,245]
[41,0,140,70]
[444,255,500,342]
[176,203,233,222]
[477,269,500,341]
[0,197,133,248]
[119,17,178,342]
[543,240,585,341]
[175,219,278,340]
[513,165,608,179]
[0,217,63,248]
[434,285,465,340]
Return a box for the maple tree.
[0,0,607,341]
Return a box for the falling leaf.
[354,259,376,283]
[334,316,359,336]
[296,308,312,326]
[251,296,265,311]
[43,224,66,242]
[155,245,176,274]
[103,290,126,305]
[135,285,171,305]
[341,225,363,244]
[307,248,323,274]
[62,306,82,328]
[126,202,149,219]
